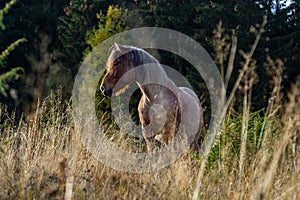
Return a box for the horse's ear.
[114,43,127,53]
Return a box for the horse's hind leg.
[142,125,156,152]
[191,129,201,152]
[164,103,180,145]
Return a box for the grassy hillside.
[0,71,299,199]
[0,18,299,200]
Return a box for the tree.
[57,0,128,71]
[250,0,299,96]
[86,5,128,49]
[0,0,73,117]
[84,5,128,119]
[125,0,299,110]
[0,0,26,98]
[58,0,108,72]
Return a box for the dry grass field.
[0,16,299,200]
[0,71,299,199]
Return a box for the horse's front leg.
[142,125,156,152]
[160,102,180,145]
[138,96,156,152]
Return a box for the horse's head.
[100,43,139,97]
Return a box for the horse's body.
[100,43,202,151]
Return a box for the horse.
[100,43,202,152]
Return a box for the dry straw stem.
[257,56,284,149]
[212,21,231,80]
[0,75,299,199]
[251,56,284,186]
[0,94,74,199]
[251,77,300,199]
[225,35,238,89]
[238,63,258,196]
[223,16,267,116]
[193,16,268,200]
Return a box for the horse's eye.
[113,59,121,67]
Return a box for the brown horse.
[100,43,202,152]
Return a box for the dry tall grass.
[0,77,299,199]
[1,22,300,200]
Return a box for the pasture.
[0,72,299,199]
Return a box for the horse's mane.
[107,44,177,96]
[107,45,160,68]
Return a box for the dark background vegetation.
[0,0,299,119]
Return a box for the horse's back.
[178,87,202,145]
[179,87,200,105]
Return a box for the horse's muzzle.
[100,85,113,97]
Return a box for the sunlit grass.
[0,74,299,199]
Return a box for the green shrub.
[0,0,26,97]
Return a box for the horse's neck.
[137,79,178,103]
[138,84,161,101]
[135,57,179,102]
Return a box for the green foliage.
[206,109,279,169]
[263,0,300,82]
[0,66,23,97]
[83,5,128,119]
[86,5,128,49]
[0,0,298,120]
[0,0,17,30]
[58,0,104,72]
[0,0,26,97]
[0,0,70,104]
[1,0,68,51]
[130,0,299,110]
[0,38,26,65]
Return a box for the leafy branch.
[0,38,27,65]
[0,0,27,97]
[0,0,17,30]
